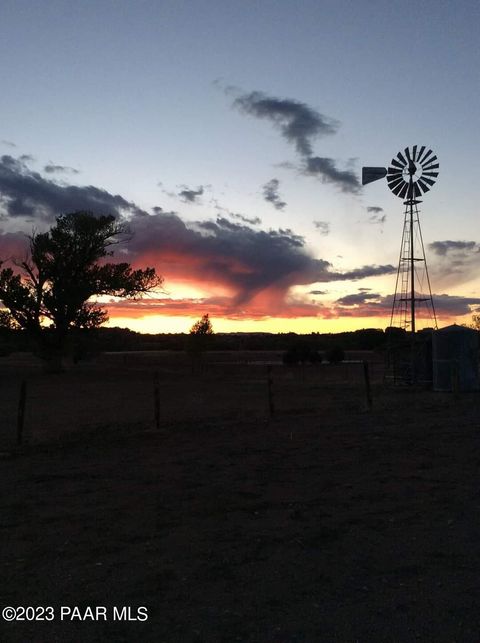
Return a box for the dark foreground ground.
[2,353,480,642]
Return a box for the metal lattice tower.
[389,196,437,332]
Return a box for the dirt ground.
[2,351,480,642]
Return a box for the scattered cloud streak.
[44,164,80,175]
[233,90,337,156]
[262,178,286,210]
[303,157,360,193]
[337,264,396,280]
[333,290,480,319]
[428,239,480,288]
[313,221,330,236]
[232,89,360,193]
[178,185,204,204]
[429,240,477,256]
[228,212,261,225]
[368,213,386,225]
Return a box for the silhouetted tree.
[190,313,214,336]
[471,314,480,331]
[188,313,214,373]
[0,211,162,369]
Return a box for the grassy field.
[2,351,480,641]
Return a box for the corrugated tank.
[432,324,479,391]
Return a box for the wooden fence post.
[451,359,459,398]
[267,365,275,418]
[153,371,160,429]
[17,380,27,446]
[362,361,373,411]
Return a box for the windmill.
[363,146,439,382]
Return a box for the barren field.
[2,351,480,642]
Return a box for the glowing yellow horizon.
[106,312,466,335]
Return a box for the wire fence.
[1,351,381,448]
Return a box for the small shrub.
[282,345,323,366]
[326,346,345,363]
[282,349,299,366]
[308,350,323,364]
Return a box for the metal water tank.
[432,324,479,391]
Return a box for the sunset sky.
[0,0,479,334]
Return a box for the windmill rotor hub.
[387,145,439,200]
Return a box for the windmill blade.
[413,183,422,198]
[390,182,403,196]
[398,182,409,199]
[422,161,439,172]
[397,151,407,166]
[419,176,436,187]
[362,167,387,185]
[412,144,418,161]
[417,178,431,193]
[387,172,403,183]
[419,148,433,164]
[416,145,426,162]
[386,173,399,185]
[388,178,404,191]
[422,171,439,178]
[390,158,404,170]
[387,168,403,179]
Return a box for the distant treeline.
[0,326,408,356]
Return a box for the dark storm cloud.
[233,90,338,157]
[303,157,360,193]
[313,221,330,236]
[44,164,80,175]
[262,178,286,211]
[429,240,477,256]
[178,186,204,203]
[124,211,330,306]
[0,153,394,316]
[0,155,145,221]
[123,211,393,309]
